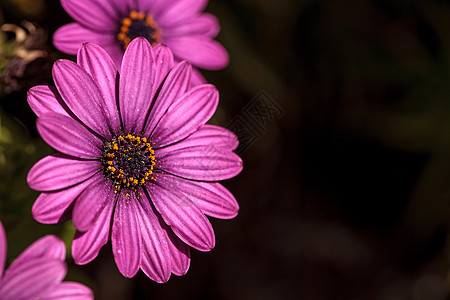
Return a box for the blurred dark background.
[1,0,450,299]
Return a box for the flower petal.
[136,194,171,282]
[157,146,243,181]
[53,59,113,139]
[60,0,120,31]
[162,224,190,276]
[72,175,115,232]
[9,235,65,270]
[41,282,93,300]
[156,124,238,157]
[157,0,208,27]
[53,23,119,55]
[37,113,102,159]
[151,84,218,148]
[27,153,99,192]
[0,258,66,299]
[142,0,166,16]
[119,38,155,134]
[32,175,97,224]
[190,65,207,86]
[72,195,115,265]
[77,43,121,134]
[27,86,70,117]
[163,13,220,37]
[160,175,239,219]
[146,176,215,251]
[111,192,142,277]
[151,44,175,99]
[0,221,6,279]
[166,37,229,70]
[142,61,192,138]
[53,23,125,70]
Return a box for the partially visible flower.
[0,220,93,299]
[27,38,242,282]
[53,0,229,85]
[0,22,53,94]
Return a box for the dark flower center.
[117,11,162,50]
[102,134,156,192]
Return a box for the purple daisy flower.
[0,220,93,299]
[53,0,229,85]
[27,38,242,282]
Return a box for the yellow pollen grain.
[130,10,139,19]
[118,136,124,141]
[120,25,129,33]
[117,32,126,40]
[107,161,113,165]
[122,17,132,26]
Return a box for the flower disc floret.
[117,10,162,49]
[102,134,156,192]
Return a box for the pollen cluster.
[102,134,156,192]
[117,10,162,49]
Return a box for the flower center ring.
[117,11,163,49]
[102,133,156,193]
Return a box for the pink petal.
[190,66,207,86]
[72,195,115,265]
[109,0,132,16]
[151,84,218,148]
[41,282,93,300]
[119,38,155,134]
[142,0,167,16]
[60,0,120,32]
[162,224,190,276]
[151,44,175,99]
[156,124,238,157]
[9,235,65,270]
[53,23,119,55]
[157,0,208,27]
[0,221,6,279]
[53,23,124,70]
[77,43,121,134]
[136,194,171,282]
[27,153,99,192]
[32,176,97,224]
[72,175,115,232]
[163,13,220,37]
[103,43,127,72]
[146,177,215,251]
[0,258,66,299]
[37,113,102,159]
[156,174,238,219]
[142,61,192,138]
[111,192,142,277]
[166,37,229,70]
[52,59,112,139]
[27,86,70,117]
[157,146,243,181]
